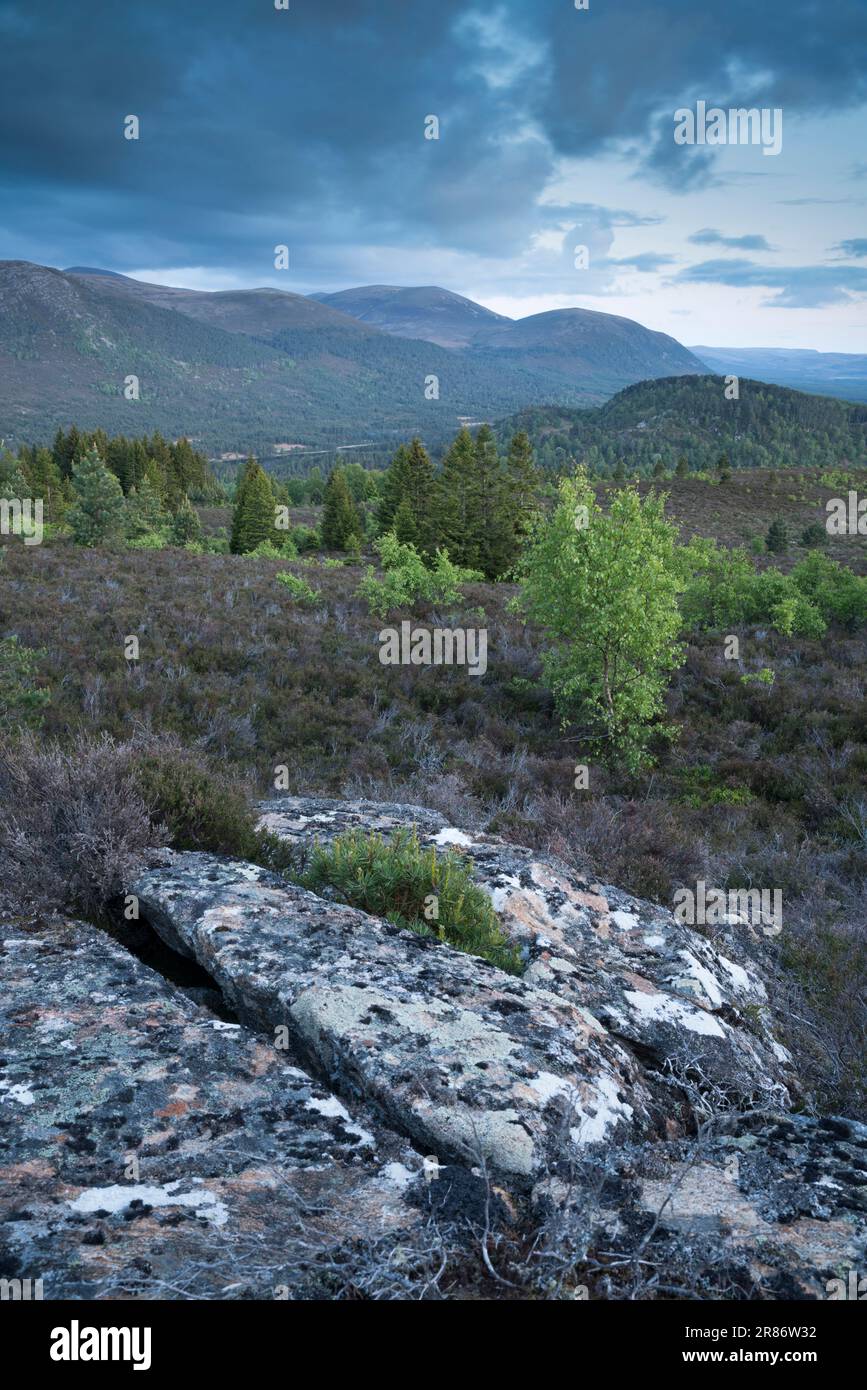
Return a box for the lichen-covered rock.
[0,918,421,1299]
[133,853,660,1182]
[7,797,863,1301]
[533,1112,867,1300]
[257,798,793,1116]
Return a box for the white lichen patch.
[0,1080,35,1106]
[379,1162,415,1190]
[528,1071,572,1104]
[486,874,522,912]
[641,932,667,951]
[432,827,474,848]
[673,951,724,1008]
[305,1095,375,1146]
[624,989,726,1038]
[610,910,639,932]
[718,954,764,999]
[569,1072,634,1146]
[67,1182,229,1226]
[307,1095,351,1120]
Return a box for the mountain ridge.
[0,261,709,453]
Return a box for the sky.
[1,0,865,350]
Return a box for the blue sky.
[1,0,865,349]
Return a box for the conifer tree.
[170,494,202,545]
[392,496,418,546]
[230,458,275,553]
[53,425,83,480]
[0,456,29,500]
[124,476,167,540]
[505,430,540,541]
[23,447,66,523]
[399,438,436,552]
[434,427,479,568]
[473,424,515,579]
[321,467,362,550]
[306,468,325,504]
[676,455,689,478]
[106,436,134,493]
[376,445,410,533]
[67,446,125,547]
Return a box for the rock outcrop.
[257,798,794,1116]
[132,851,657,1182]
[3,797,865,1299]
[0,918,422,1299]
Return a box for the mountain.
[0,262,707,456]
[65,266,370,340]
[495,374,867,475]
[471,307,706,389]
[64,266,129,279]
[311,284,511,347]
[0,262,584,454]
[313,285,707,386]
[690,346,867,405]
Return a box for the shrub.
[276,570,321,604]
[129,746,261,858]
[740,668,775,686]
[0,734,159,917]
[126,530,169,549]
[792,551,867,630]
[250,538,297,560]
[357,532,482,619]
[291,827,521,973]
[800,522,827,549]
[291,524,320,553]
[765,518,788,553]
[680,540,831,637]
[0,635,50,730]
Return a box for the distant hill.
[0,262,577,453]
[691,345,867,405]
[313,284,707,387]
[0,262,715,456]
[471,307,705,390]
[496,374,867,475]
[311,284,510,348]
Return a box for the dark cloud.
[604,253,677,272]
[533,0,867,190]
[689,229,777,252]
[832,239,867,258]
[0,0,864,282]
[675,259,867,308]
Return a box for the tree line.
[0,426,222,528]
[229,425,541,578]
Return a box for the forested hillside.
[498,375,867,476]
